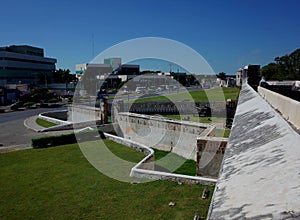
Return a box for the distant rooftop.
[0,45,44,57]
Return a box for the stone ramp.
[208,84,300,219]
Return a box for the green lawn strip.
[0,141,213,219]
[162,115,231,138]
[163,114,226,124]
[36,118,58,128]
[154,149,196,176]
[131,87,239,103]
[101,139,146,163]
[220,129,230,138]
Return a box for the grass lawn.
[36,118,58,128]
[0,140,214,219]
[132,87,239,103]
[218,129,230,138]
[163,114,226,124]
[162,115,231,138]
[154,149,196,176]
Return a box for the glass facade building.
[0,45,57,85]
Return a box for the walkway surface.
[0,109,72,153]
[208,84,300,219]
[24,115,45,132]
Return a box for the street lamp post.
[96,75,100,95]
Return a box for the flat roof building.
[0,45,57,85]
[104,58,121,71]
[113,64,140,76]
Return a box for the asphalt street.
[0,107,66,149]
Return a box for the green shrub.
[0,109,5,113]
[23,102,35,107]
[10,102,23,110]
[48,98,59,103]
[32,130,105,148]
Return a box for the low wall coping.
[104,132,217,185]
[118,112,213,129]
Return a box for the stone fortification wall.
[196,136,228,178]
[111,101,227,117]
[115,112,214,160]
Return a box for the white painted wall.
[258,86,300,130]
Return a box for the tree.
[53,69,73,83]
[261,63,280,80]
[30,88,49,102]
[261,48,300,80]
[216,72,227,80]
[188,74,199,85]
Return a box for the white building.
[75,63,87,75]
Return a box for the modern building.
[75,59,140,93]
[0,45,57,85]
[104,58,121,71]
[75,63,87,75]
[82,64,113,78]
[113,64,140,76]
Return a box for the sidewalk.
[24,116,45,132]
[24,116,76,135]
[0,144,32,153]
[1,115,75,153]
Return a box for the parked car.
[147,86,156,94]
[121,89,129,95]
[135,87,147,94]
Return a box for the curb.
[23,116,43,132]
[0,145,32,153]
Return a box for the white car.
[135,87,146,94]
[121,89,129,95]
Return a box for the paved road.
[0,107,66,150]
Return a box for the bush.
[48,98,60,103]
[32,130,105,148]
[23,102,35,107]
[10,102,23,110]
[0,109,5,113]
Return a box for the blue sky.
[1,0,299,74]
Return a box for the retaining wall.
[68,105,104,123]
[196,136,228,178]
[39,111,70,126]
[41,110,68,121]
[258,86,300,130]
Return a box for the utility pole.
[92,33,95,58]
[169,63,173,73]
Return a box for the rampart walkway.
[208,83,300,219]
